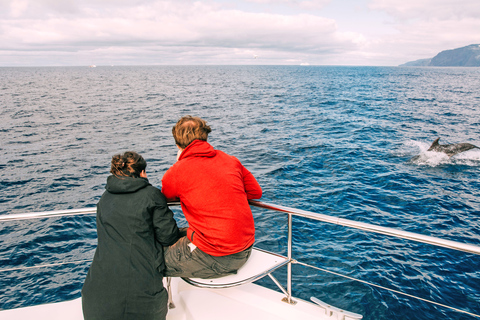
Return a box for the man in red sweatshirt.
[162,115,262,278]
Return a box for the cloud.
[0,0,478,66]
[0,0,365,66]
[369,0,480,20]
[243,0,331,10]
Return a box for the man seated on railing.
[161,115,262,279]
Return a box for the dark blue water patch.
[0,264,90,310]
[1,178,34,187]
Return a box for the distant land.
[400,44,480,67]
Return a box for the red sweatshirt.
[162,140,262,256]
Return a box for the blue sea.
[1,65,480,319]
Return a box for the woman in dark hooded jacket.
[82,151,179,320]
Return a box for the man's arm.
[161,168,179,202]
[242,166,262,199]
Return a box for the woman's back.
[82,152,179,320]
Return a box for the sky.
[0,0,479,67]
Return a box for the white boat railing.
[248,200,480,255]
[247,200,480,318]
[1,201,480,318]
[3,201,479,255]
[0,208,97,222]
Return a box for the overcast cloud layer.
[1,0,479,66]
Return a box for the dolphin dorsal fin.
[428,137,440,150]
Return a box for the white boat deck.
[0,248,361,320]
[0,280,354,320]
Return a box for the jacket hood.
[179,140,217,161]
[105,175,150,194]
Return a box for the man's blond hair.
[172,115,212,149]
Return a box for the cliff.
[400,44,480,67]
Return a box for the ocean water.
[1,65,480,319]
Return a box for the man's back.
[162,139,262,256]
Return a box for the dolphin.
[427,137,479,157]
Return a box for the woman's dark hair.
[110,151,146,178]
[172,115,211,149]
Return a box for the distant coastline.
[400,44,480,67]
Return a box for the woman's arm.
[152,190,180,246]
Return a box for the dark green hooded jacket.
[82,175,179,320]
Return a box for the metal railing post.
[282,212,296,304]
